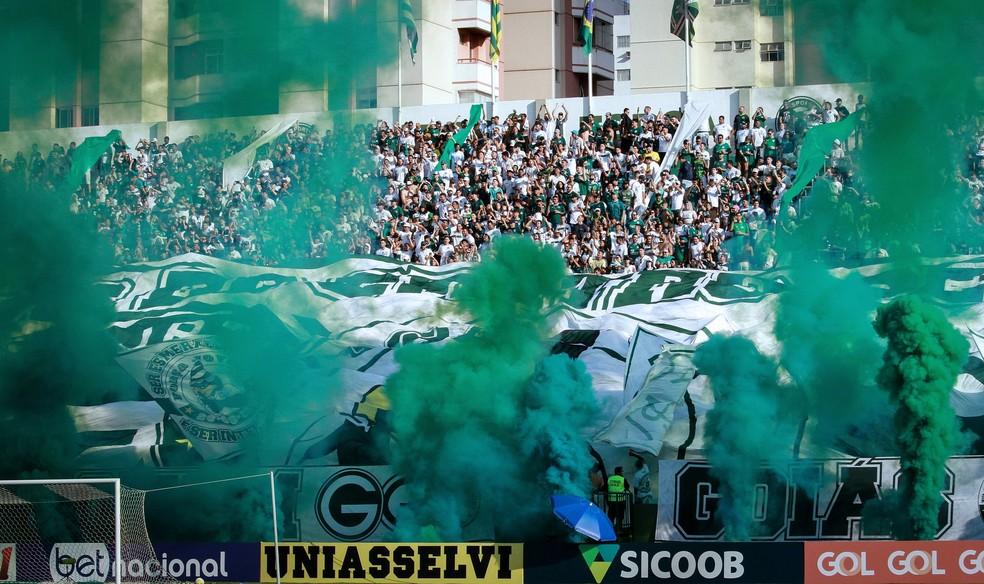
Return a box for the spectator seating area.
[4,100,983,272]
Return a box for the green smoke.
[693,335,797,540]
[385,237,598,540]
[873,295,968,539]
[793,0,983,270]
[133,1,397,540]
[775,264,890,454]
[0,170,131,479]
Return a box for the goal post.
[0,478,170,584]
[0,472,280,584]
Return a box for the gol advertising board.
[525,542,803,584]
[804,541,984,583]
[656,457,984,541]
[259,542,523,584]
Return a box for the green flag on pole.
[62,129,121,193]
[438,104,483,170]
[671,0,699,46]
[778,112,861,216]
[400,0,418,64]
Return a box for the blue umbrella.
[551,494,617,542]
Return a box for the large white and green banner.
[82,254,984,466]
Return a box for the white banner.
[655,457,984,541]
[85,254,984,465]
[222,118,297,187]
[659,100,713,173]
[595,344,696,456]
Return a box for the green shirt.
[764,137,779,157]
[738,143,756,160]
[548,203,566,226]
[713,143,732,159]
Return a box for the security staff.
[607,466,630,535]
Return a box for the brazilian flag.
[581,0,594,56]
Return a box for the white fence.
[0,82,867,157]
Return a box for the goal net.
[0,480,176,584]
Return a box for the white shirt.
[751,127,767,148]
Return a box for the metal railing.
[592,489,633,532]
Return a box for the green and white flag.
[400,0,418,64]
[74,253,984,466]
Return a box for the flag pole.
[684,13,691,105]
[397,26,403,123]
[588,49,594,115]
[491,61,496,115]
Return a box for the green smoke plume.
[693,335,797,540]
[775,264,890,454]
[132,1,397,539]
[385,237,598,540]
[793,0,984,271]
[0,170,131,479]
[873,295,968,539]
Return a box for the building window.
[594,20,613,52]
[760,42,785,61]
[714,41,733,52]
[573,16,613,52]
[457,91,487,103]
[56,107,74,128]
[174,0,197,19]
[617,35,630,49]
[735,40,752,51]
[203,41,223,74]
[760,0,784,16]
[82,106,99,127]
[356,86,376,109]
[175,40,223,79]
[616,69,630,81]
[714,0,751,5]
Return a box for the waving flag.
[581,0,595,56]
[490,0,502,63]
[400,0,418,63]
[671,0,699,46]
[438,104,483,169]
[81,252,984,466]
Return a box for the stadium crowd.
[4,97,984,272]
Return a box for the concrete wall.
[100,0,169,124]
[0,81,868,158]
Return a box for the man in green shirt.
[763,129,780,160]
[548,195,567,227]
[607,194,626,224]
[712,135,732,161]
[737,136,756,177]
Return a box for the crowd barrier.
[4,540,984,583]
